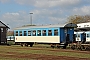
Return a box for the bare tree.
[67,15,90,24]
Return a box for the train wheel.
[57,45,60,48]
[51,44,55,48]
[21,43,24,47]
[30,44,33,47]
[80,45,85,51]
[86,46,90,51]
[25,43,28,47]
[77,46,80,50]
[30,43,34,47]
[63,46,66,49]
[56,44,60,48]
[71,45,75,50]
[28,42,34,47]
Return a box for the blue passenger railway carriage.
[74,22,90,43]
[72,22,90,50]
[14,23,77,48]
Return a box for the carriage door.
[81,32,86,43]
[66,34,70,43]
[73,34,76,42]
[65,28,70,43]
[66,28,74,43]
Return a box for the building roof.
[0,21,10,29]
[14,23,77,30]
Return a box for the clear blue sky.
[0,0,90,30]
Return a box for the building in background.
[0,21,9,45]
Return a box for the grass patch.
[14,49,90,58]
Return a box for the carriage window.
[28,31,31,36]
[87,25,89,26]
[84,25,86,27]
[24,31,27,36]
[32,30,36,36]
[78,34,80,37]
[19,31,22,36]
[54,29,58,36]
[37,30,41,36]
[87,34,90,37]
[48,30,52,36]
[42,30,46,36]
[75,34,77,37]
[79,26,81,27]
[15,31,18,36]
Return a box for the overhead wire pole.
[30,13,33,25]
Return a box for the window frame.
[54,29,58,36]
[24,31,27,36]
[42,30,46,36]
[87,34,90,38]
[37,30,41,36]
[15,31,18,36]
[19,31,22,36]
[48,30,52,36]
[28,31,31,36]
[32,30,36,36]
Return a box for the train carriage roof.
[14,23,77,30]
[75,22,90,31]
[75,27,90,31]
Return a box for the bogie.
[20,42,34,47]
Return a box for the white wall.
[15,36,60,43]
[77,22,90,28]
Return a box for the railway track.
[18,44,90,52]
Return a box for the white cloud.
[14,0,35,5]
[73,6,90,15]
[34,0,81,8]
[1,12,30,29]
[49,17,66,24]
[14,0,81,8]
[81,6,90,14]
[6,13,19,16]
[1,0,90,30]
[30,9,66,25]
[2,12,20,19]
[32,9,63,17]
[0,0,10,3]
